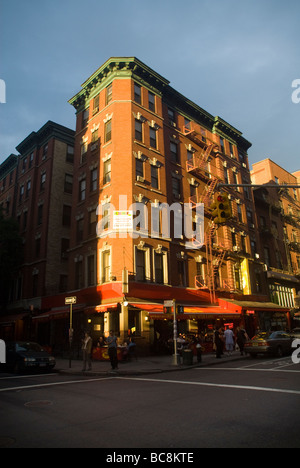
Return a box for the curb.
[57,355,247,377]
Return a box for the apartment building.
[59,56,280,348]
[251,159,300,328]
[0,121,75,340]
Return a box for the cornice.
[68,57,170,111]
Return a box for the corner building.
[60,57,283,351]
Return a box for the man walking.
[106,330,118,371]
[82,331,93,371]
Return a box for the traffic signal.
[210,192,232,224]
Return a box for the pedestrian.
[224,326,235,356]
[195,334,203,363]
[82,331,93,371]
[236,327,249,356]
[214,327,224,359]
[106,330,118,371]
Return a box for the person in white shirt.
[224,326,235,356]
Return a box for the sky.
[0,0,299,173]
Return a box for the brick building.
[251,159,300,328]
[58,56,283,350]
[1,59,293,352]
[0,121,75,340]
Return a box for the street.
[0,356,300,449]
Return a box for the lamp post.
[172,299,180,366]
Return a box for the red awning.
[148,305,241,320]
[85,303,118,314]
[128,303,165,313]
[33,305,83,322]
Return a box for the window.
[136,249,146,282]
[42,144,48,160]
[61,238,69,260]
[104,159,111,185]
[177,261,186,287]
[136,159,144,180]
[170,141,179,163]
[90,168,98,192]
[64,174,73,194]
[150,127,157,149]
[237,204,243,223]
[66,145,74,163]
[76,219,84,243]
[106,84,112,105]
[75,260,84,289]
[105,120,112,143]
[154,252,164,284]
[87,255,95,286]
[19,185,24,203]
[88,210,97,235]
[219,137,225,154]
[93,94,99,114]
[37,204,43,226]
[134,83,141,104]
[135,120,143,142]
[62,205,72,226]
[184,118,191,130]
[172,176,181,199]
[102,250,111,283]
[40,173,46,191]
[79,179,86,202]
[168,108,175,124]
[264,246,271,267]
[151,165,159,189]
[82,108,89,128]
[29,152,34,168]
[26,180,31,198]
[148,91,155,112]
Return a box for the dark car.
[5,341,56,373]
[244,331,294,358]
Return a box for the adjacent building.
[251,159,300,329]
[0,121,75,341]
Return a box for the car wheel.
[276,346,283,358]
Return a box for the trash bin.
[182,349,193,365]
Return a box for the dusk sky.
[1,0,299,173]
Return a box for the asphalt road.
[0,356,299,449]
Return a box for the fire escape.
[184,123,234,303]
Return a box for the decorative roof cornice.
[68,57,170,111]
[16,121,75,155]
[68,57,252,151]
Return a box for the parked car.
[291,328,300,339]
[5,341,56,373]
[244,331,294,358]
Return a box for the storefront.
[218,298,291,336]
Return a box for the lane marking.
[0,373,58,380]
[0,376,114,393]
[115,376,300,396]
[195,367,300,373]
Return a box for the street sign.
[164,300,174,308]
[65,296,77,305]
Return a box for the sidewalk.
[56,352,248,377]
